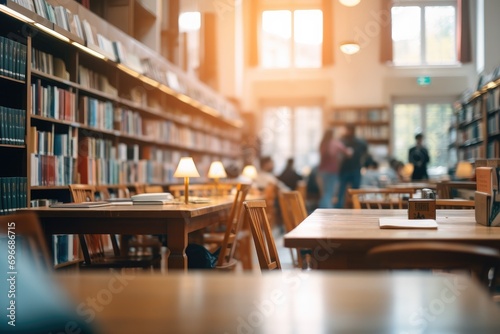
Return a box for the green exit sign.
[417,76,431,86]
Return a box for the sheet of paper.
[379,217,438,229]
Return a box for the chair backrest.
[216,183,251,269]
[69,184,96,202]
[243,199,281,271]
[435,199,475,209]
[367,241,500,292]
[169,183,220,198]
[348,188,415,209]
[278,191,308,233]
[0,211,52,270]
[68,184,120,263]
[144,185,164,193]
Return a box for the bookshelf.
[328,106,391,160]
[1,0,242,265]
[453,74,500,163]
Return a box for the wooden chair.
[168,183,216,198]
[367,242,500,293]
[144,185,164,193]
[436,180,476,199]
[68,184,160,271]
[213,183,251,270]
[435,199,475,209]
[278,191,308,268]
[348,188,415,209]
[0,211,52,271]
[243,199,281,271]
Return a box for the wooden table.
[284,209,500,270]
[56,271,500,334]
[24,198,233,270]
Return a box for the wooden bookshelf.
[328,106,391,159]
[452,75,500,163]
[1,0,242,267]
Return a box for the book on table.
[131,192,174,205]
[49,201,111,208]
[379,217,438,229]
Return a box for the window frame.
[391,0,458,67]
[259,1,323,69]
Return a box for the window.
[179,12,201,75]
[392,101,454,177]
[391,1,457,66]
[261,106,323,175]
[260,9,323,68]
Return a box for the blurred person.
[408,133,430,180]
[278,157,303,190]
[336,125,369,208]
[361,157,382,188]
[254,156,290,192]
[318,128,353,208]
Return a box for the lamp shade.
[208,161,227,179]
[242,165,258,180]
[339,0,361,6]
[173,157,200,178]
[455,161,473,179]
[340,42,360,55]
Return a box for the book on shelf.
[0,177,27,215]
[0,36,27,81]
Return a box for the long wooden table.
[284,209,500,270]
[24,198,233,270]
[55,271,500,334]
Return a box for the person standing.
[335,125,368,208]
[408,133,430,180]
[318,128,352,208]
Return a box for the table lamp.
[208,161,227,196]
[241,165,258,182]
[455,161,473,180]
[173,157,200,204]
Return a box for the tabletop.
[52,270,500,334]
[284,209,500,269]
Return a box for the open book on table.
[379,217,438,229]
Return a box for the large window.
[260,9,323,68]
[261,106,323,175]
[392,1,457,66]
[393,101,454,177]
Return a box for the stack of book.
[131,192,174,205]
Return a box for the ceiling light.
[339,0,361,6]
[340,42,360,55]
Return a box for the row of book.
[0,177,27,215]
[78,65,118,96]
[52,234,78,266]
[32,48,70,80]
[31,80,77,122]
[30,153,76,186]
[79,96,114,131]
[487,112,500,136]
[0,106,25,146]
[78,156,179,185]
[457,145,484,162]
[30,126,78,157]
[486,87,500,113]
[9,0,239,122]
[457,99,482,124]
[457,122,484,145]
[0,36,27,81]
